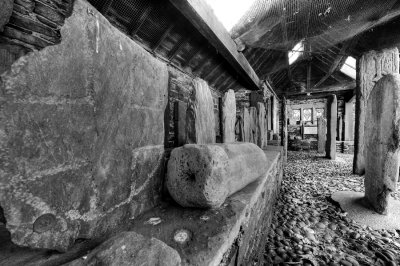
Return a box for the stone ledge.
[128,147,283,265]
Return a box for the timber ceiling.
[87,0,252,93]
[87,0,400,99]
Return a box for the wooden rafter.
[312,41,352,88]
[152,24,175,51]
[184,47,203,67]
[130,5,153,36]
[204,63,222,80]
[170,0,260,90]
[168,36,190,60]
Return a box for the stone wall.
[0,0,75,73]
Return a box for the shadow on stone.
[331,191,400,230]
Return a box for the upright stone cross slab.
[364,74,400,214]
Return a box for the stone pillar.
[281,97,288,162]
[317,117,327,153]
[344,100,354,141]
[354,48,399,175]
[243,107,250,142]
[186,79,216,144]
[364,74,400,214]
[257,102,266,148]
[249,106,258,144]
[338,115,343,141]
[326,95,337,160]
[221,90,236,143]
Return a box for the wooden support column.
[326,94,337,160]
[344,99,354,141]
[281,97,288,163]
[353,47,399,175]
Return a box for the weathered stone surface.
[249,107,257,144]
[243,107,251,142]
[354,48,399,175]
[257,102,266,148]
[166,143,268,208]
[186,78,216,144]
[222,89,236,143]
[66,231,181,266]
[317,117,327,153]
[0,0,13,31]
[0,0,168,251]
[326,95,337,160]
[132,148,283,266]
[364,74,400,214]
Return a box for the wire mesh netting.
[231,0,400,53]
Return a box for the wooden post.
[281,97,288,163]
[353,48,399,175]
[326,94,337,160]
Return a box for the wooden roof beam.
[169,0,261,90]
[312,41,352,88]
[286,81,355,98]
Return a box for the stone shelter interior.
[1,0,400,265]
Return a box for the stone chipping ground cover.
[263,151,400,266]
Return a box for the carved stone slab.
[354,48,399,174]
[364,74,400,214]
[257,102,266,148]
[317,117,327,153]
[222,89,236,143]
[186,78,216,144]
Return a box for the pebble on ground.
[263,151,400,266]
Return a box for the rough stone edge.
[208,147,283,266]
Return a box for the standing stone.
[317,117,327,153]
[249,107,258,144]
[280,97,288,162]
[222,89,236,143]
[243,107,251,142]
[344,100,354,141]
[257,102,266,148]
[354,48,399,175]
[186,79,216,144]
[338,115,343,141]
[326,95,337,160]
[364,74,400,214]
[0,0,13,32]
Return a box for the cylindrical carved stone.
[166,143,268,208]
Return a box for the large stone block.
[0,0,168,251]
[222,89,236,143]
[186,78,216,144]
[0,0,13,32]
[354,48,399,174]
[66,231,181,266]
[257,102,266,148]
[166,143,268,208]
[317,117,327,153]
[364,74,400,214]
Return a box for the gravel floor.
[264,151,400,266]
